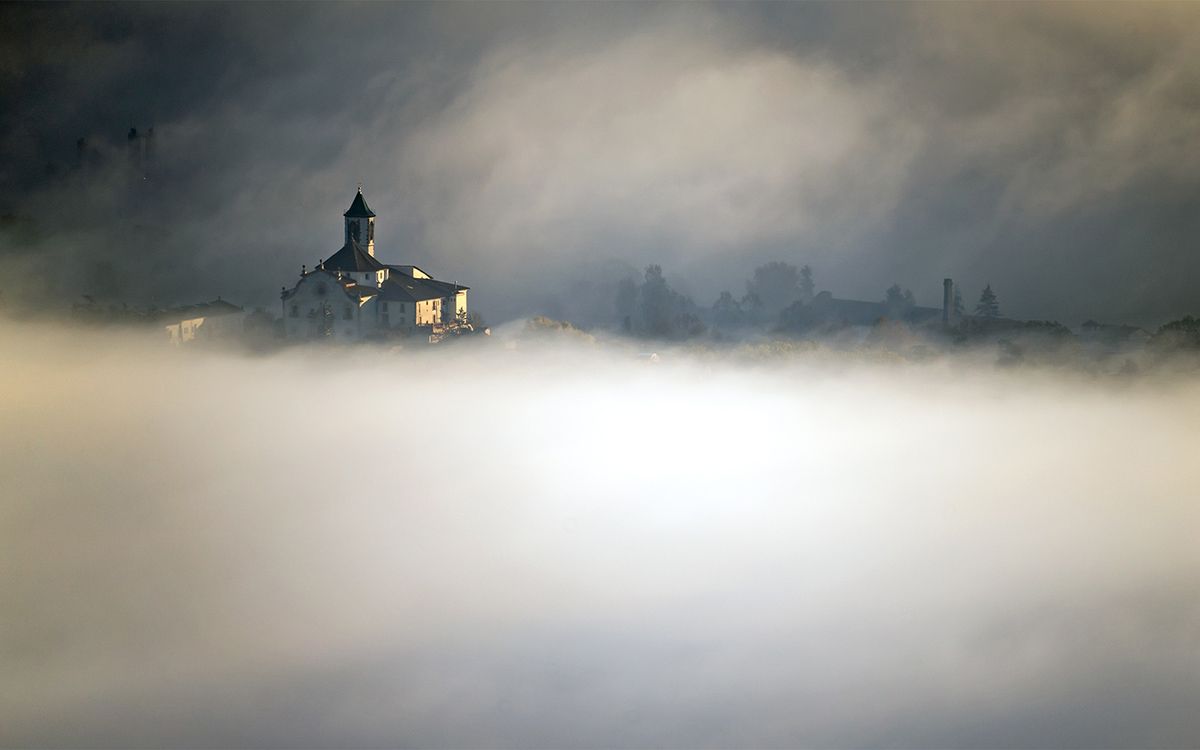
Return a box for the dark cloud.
[2,2,1199,324]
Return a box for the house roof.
[282,268,378,301]
[378,283,420,303]
[387,264,430,279]
[322,239,385,272]
[379,275,448,302]
[159,298,243,324]
[421,278,470,293]
[343,283,380,299]
[343,190,376,218]
[807,293,940,326]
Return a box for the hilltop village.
[68,188,483,346]
[27,169,1197,365]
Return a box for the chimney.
[943,278,954,325]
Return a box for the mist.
[4,4,1200,742]
[4,2,1200,325]
[3,321,1198,748]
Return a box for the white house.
[161,299,246,344]
[281,189,469,341]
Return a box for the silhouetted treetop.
[975,284,1000,318]
[746,262,802,317]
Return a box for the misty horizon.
[3,3,1200,748]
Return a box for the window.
[382,302,389,312]
[290,305,298,318]
[350,222,360,242]
[368,221,374,241]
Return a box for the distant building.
[280,189,469,341]
[778,289,941,336]
[161,299,245,344]
[776,277,1058,343]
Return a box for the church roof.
[420,278,470,293]
[343,190,376,218]
[387,264,432,278]
[379,275,449,302]
[321,239,385,272]
[343,283,380,299]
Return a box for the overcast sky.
[2,2,1199,325]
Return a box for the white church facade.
[281,189,469,341]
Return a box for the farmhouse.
[161,299,246,345]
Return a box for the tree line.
[615,260,1004,340]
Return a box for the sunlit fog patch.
[1,322,1198,748]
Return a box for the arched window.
[350,222,360,242]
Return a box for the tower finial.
[357,179,363,193]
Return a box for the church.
[280,189,469,341]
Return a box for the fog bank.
[1,323,1199,747]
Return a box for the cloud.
[2,3,1200,324]
[397,23,917,267]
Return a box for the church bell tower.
[343,186,377,257]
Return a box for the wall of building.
[283,275,367,341]
[415,299,438,326]
[165,313,246,345]
[346,270,384,287]
[376,299,416,331]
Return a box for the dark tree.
[1152,315,1200,349]
[746,262,802,316]
[799,265,815,302]
[740,291,765,325]
[883,284,915,317]
[711,290,744,328]
[614,264,705,340]
[640,265,674,337]
[975,284,1000,318]
[778,299,817,333]
[615,276,637,327]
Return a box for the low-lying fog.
[2,322,1198,748]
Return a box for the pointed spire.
[344,187,376,218]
